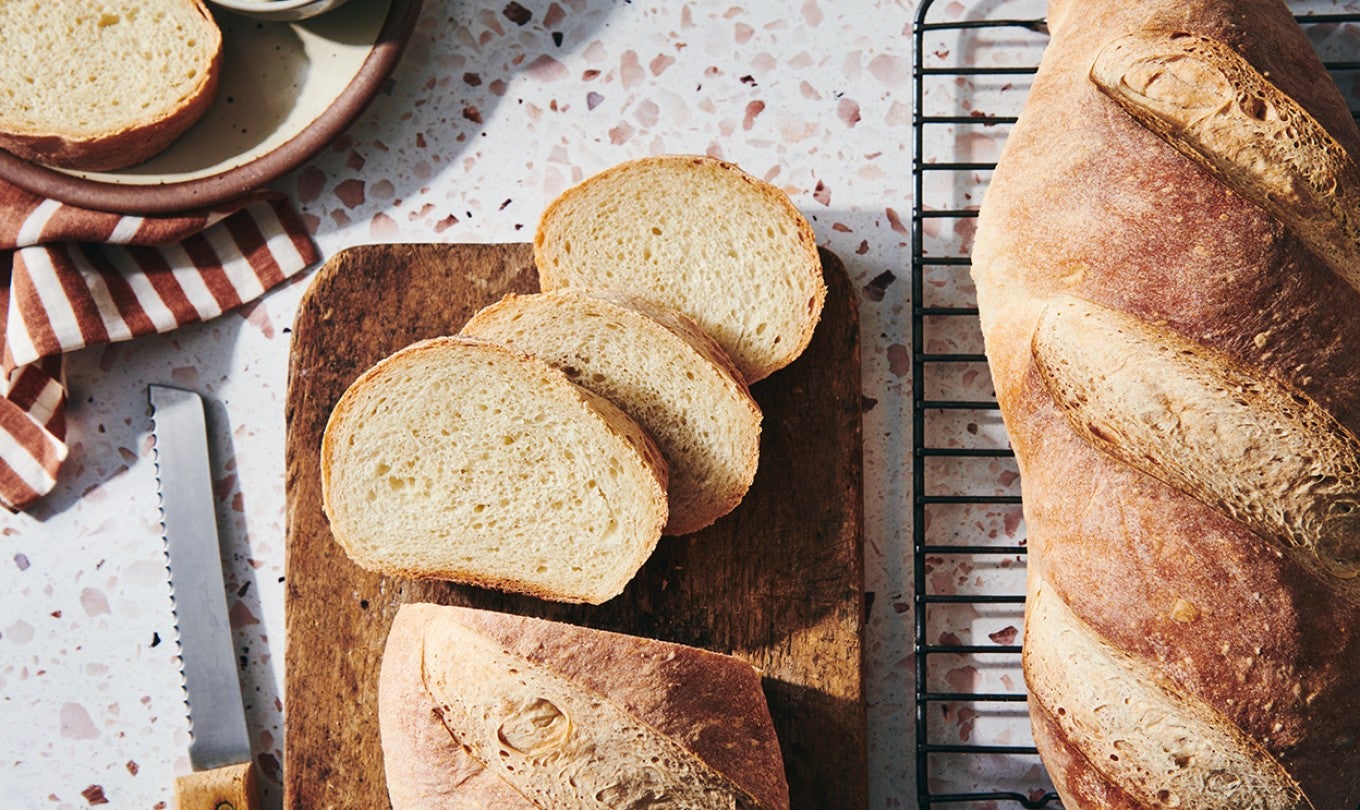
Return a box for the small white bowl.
[209,0,353,22]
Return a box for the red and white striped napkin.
[1,179,319,512]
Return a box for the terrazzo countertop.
[0,0,1021,806]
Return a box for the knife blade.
[149,385,259,810]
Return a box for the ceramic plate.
[0,0,420,214]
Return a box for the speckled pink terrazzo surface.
[0,3,920,805]
[4,0,1357,807]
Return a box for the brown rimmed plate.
[0,0,421,215]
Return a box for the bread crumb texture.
[534,155,825,383]
[0,1,218,138]
[320,336,667,605]
[463,289,761,536]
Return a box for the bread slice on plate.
[320,336,668,605]
[463,289,762,536]
[378,603,791,810]
[0,0,222,171]
[534,155,826,383]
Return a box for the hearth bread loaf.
[319,336,668,605]
[972,0,1360,807]
[378,603,791,810]
[462,289,762,536]
[0,0,222,171]
[534,155,826,384]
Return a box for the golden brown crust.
[1090,30,1360,289]
[1022,577,1311,807]
[379,604,790,809]
[973,0,1360,806]
[1016,377,1360,780]
[0,0,222,172]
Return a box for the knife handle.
[175,761,259,810]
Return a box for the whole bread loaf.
[378,603,791,809]
[0,0,221,171]
[320,336,668,605]
[462,289,762,536]
[972,0,1360,806]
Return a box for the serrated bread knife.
[149,385,260,810]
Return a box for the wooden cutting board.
[282,243,865,809]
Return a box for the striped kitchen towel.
[1,180,319,512]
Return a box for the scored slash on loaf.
[378,603,791,810]
[972,0,1360,806]
[1089,29,1360,290]
[0,0,222,171]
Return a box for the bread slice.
[534,155,826,383]
[462,289,762,536]
[320,336,668,605]
[0,0,222,171]
[378,603,791,810]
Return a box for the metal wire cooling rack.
[910,1,1360,806]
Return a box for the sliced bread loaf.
[379,603,791,810]
[320,336,668,605]
[462,289,762,536]
[0,0,222,171]
[534,155,826,383]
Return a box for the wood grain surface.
[175,761,260,810]
[282,243,865,809]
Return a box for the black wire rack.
[910,1,1360,806]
